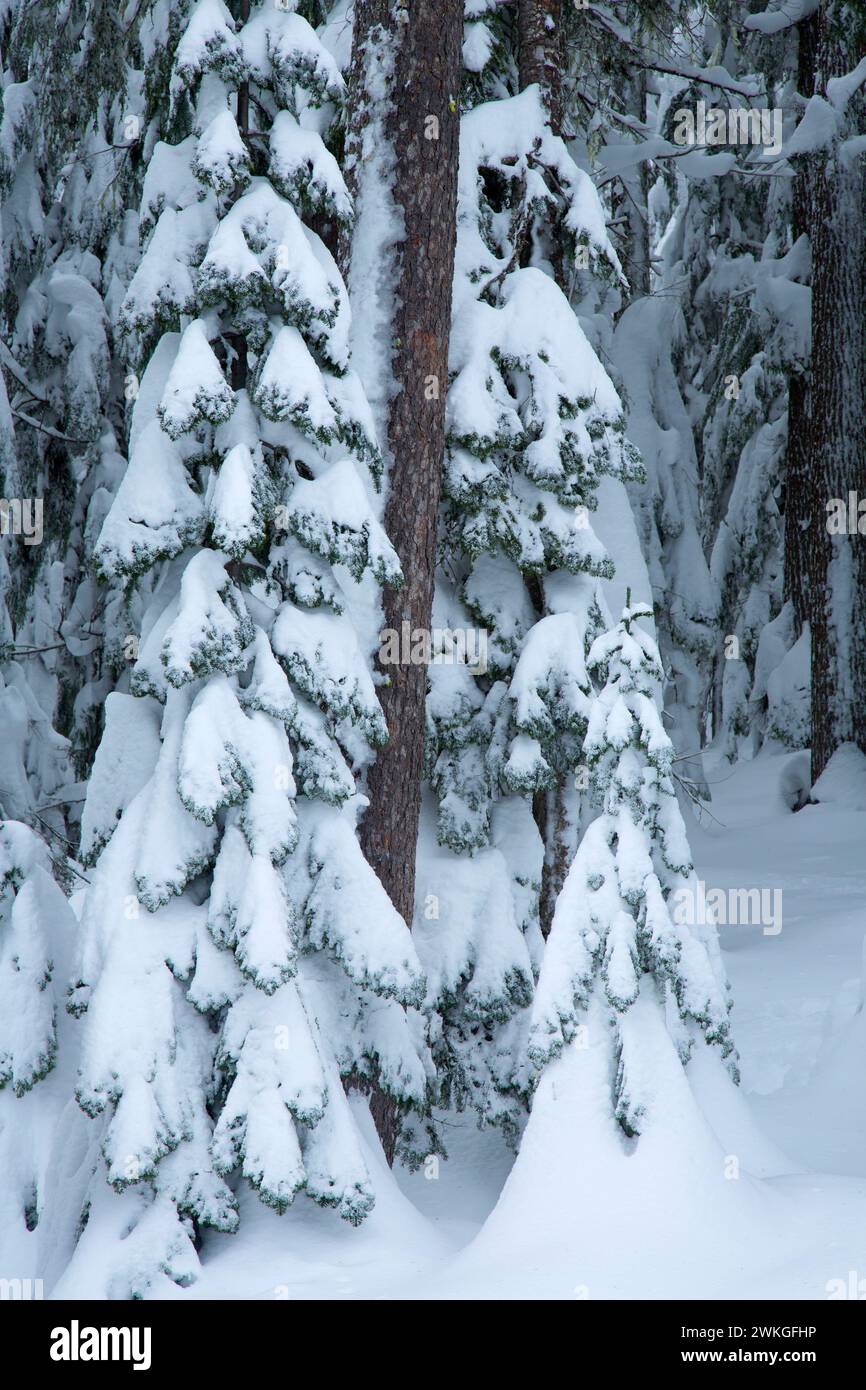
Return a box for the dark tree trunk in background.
[807,1,866,783]
[342,0,463,1162]
[534,785,576,940]
[611,66,650,302]
[519,0,564,135]
[784,366,811,634]
[783,9,818,635]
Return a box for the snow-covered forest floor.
[3,0,865,1314]
[138,747,866,1302]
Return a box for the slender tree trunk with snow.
[807,1,866,782]
[611,67,650,302]
[518,0,573,936]
[342,0,463,1160]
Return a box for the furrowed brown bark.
[519,0,564,135]
[806,1,866,783]
[342,0,463,1162]
[783,9,818,634]
[784,368,811,634]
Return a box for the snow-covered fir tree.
[0,9,175,1264]
[415,11,643,1143]
[596,3,818,770]
[658,7,810,761]
[1,0,864,1305]
[596,19,722,799]
[528,599,737,1128]
[0,0,145,847]
[59,0,430,1297]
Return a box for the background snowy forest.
[1,0,865,1302]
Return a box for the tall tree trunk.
[784,371,811,634]
[341,0,463,1162]
[807,1,866,782]
[783,9,818,634]
[518,3,573,937]
[519,0,563,135]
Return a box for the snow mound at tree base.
[426,993,796,1299]
[174,1098,450,1303]
[811,744,866,812]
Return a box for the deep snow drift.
[9,744,866,1300]
[180,747,866,1298]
